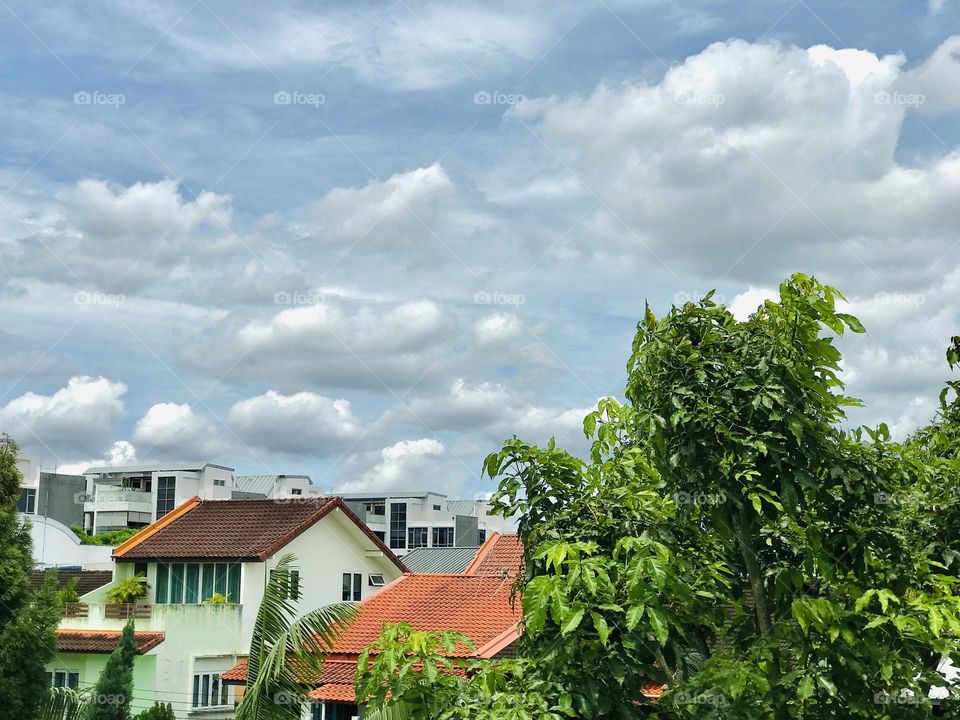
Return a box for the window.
[433,504,442,511]
[52,670,79,689]
[192,672,229,708]
[477,529,487,545]
[369,574,385,587]
[364,501,385,516]
[389,503,407,549]
[408,527,428,549]
[290,569,300,600]
[213,479,226,487]
[313,703,360,719]
[342,573,362,601]
[18,489,36,514]
[374,530,385,542]
[156,476,176,518]
[291,488,302,495]
[432,527,454,548]
[156,563,240,604]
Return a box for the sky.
[1,0,959,498]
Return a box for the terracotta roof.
[465,533,524,578]
[309,684,355,702]
[328,573,521,657]
[112,496,406,571]
[31,570,113,596]
[55,629,165,654]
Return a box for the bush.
[70,526,142,546]
[105,575,148,605]
[132,703,174,720]
[57,577,81,604]
[202,592,231,605]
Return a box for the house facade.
[52,496,406,719]
[338,491,515,557]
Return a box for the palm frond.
[38,687,88,720]
[236,553,356,720]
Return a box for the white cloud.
[510,39,960,289]
[59,440,139,475]
[907,36,960,114]
[335,438,468,494]
[308,164,453,253]
[473,313,523,344]
[729,286,778,321]
[227,390,363,455]
[131,402,225,460]
[0,376,126,457]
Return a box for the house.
[337,491,515,556]
[401,546,482,574]
[234,474,322,499]
[16,451,87,528]
[222,532,524,719]
[52,496,406,719]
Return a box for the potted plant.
[58,577,86,617]
[105,573,149,618]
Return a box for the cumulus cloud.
[227,390,363,455]
[335,438,469,494]
[181,297,462,392]
[308,165,453,253]
[131,402,227,460]
[0,376,126,457]
[473,313,523,344]
[729,287,779,321]
[510,39,960,290]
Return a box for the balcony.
[83,486,153,515]
[60,602,243,635]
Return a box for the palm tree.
[236,554,356,720]
[38,688,87,720]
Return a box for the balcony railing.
[63,603,88,618]
[104,603,152,619]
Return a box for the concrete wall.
[27,515,113,569]
[48,651,157,716]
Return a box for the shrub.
[105,575,148,605]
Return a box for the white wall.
[27,515,113,569]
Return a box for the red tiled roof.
[113,496,405,570]
[465,533,524,578]
[309,684,355,702]
[329,573,521,657]
[56,629,165,655]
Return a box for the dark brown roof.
[113,496,406,570]
[31,570,113,596]
[56,629,165,654]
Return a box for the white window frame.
[192,671,229,708]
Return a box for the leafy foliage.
[70,526,143,546]
[202,592,232,605]
[105,576,148,605]
[131,703,174,720]
[85,621,136,720]
[235,554,355,720]
[0,435,62,720]
[359,275,960,719]
[39,688,88,720]
[58,577,81,604]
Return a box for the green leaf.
[561,609,585,635]
[647,607,669,646]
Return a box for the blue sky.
[1,0,959,497]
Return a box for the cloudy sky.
[1,0,959,497]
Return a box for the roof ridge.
[463,531,502,575]
[113,495,201,558]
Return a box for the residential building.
[16,451,86,528]
[338,491,515,556]
[233,474,322,499]
[222,532,525,719]
[401,546,482,574]
[52,496,406,719]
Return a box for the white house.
[337,491,516,556]
[52,496,407,719]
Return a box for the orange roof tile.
[465,533,524,578]
[309,684,355,702]
[55,629,165,655]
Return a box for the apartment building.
[338,490,515,557]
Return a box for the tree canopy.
[359,274,960,719]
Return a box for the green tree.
[360,275,960,719]
[85,621,136,720]
[236,554,355,720]
[131,703,174,720]
[0,435,62,720]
